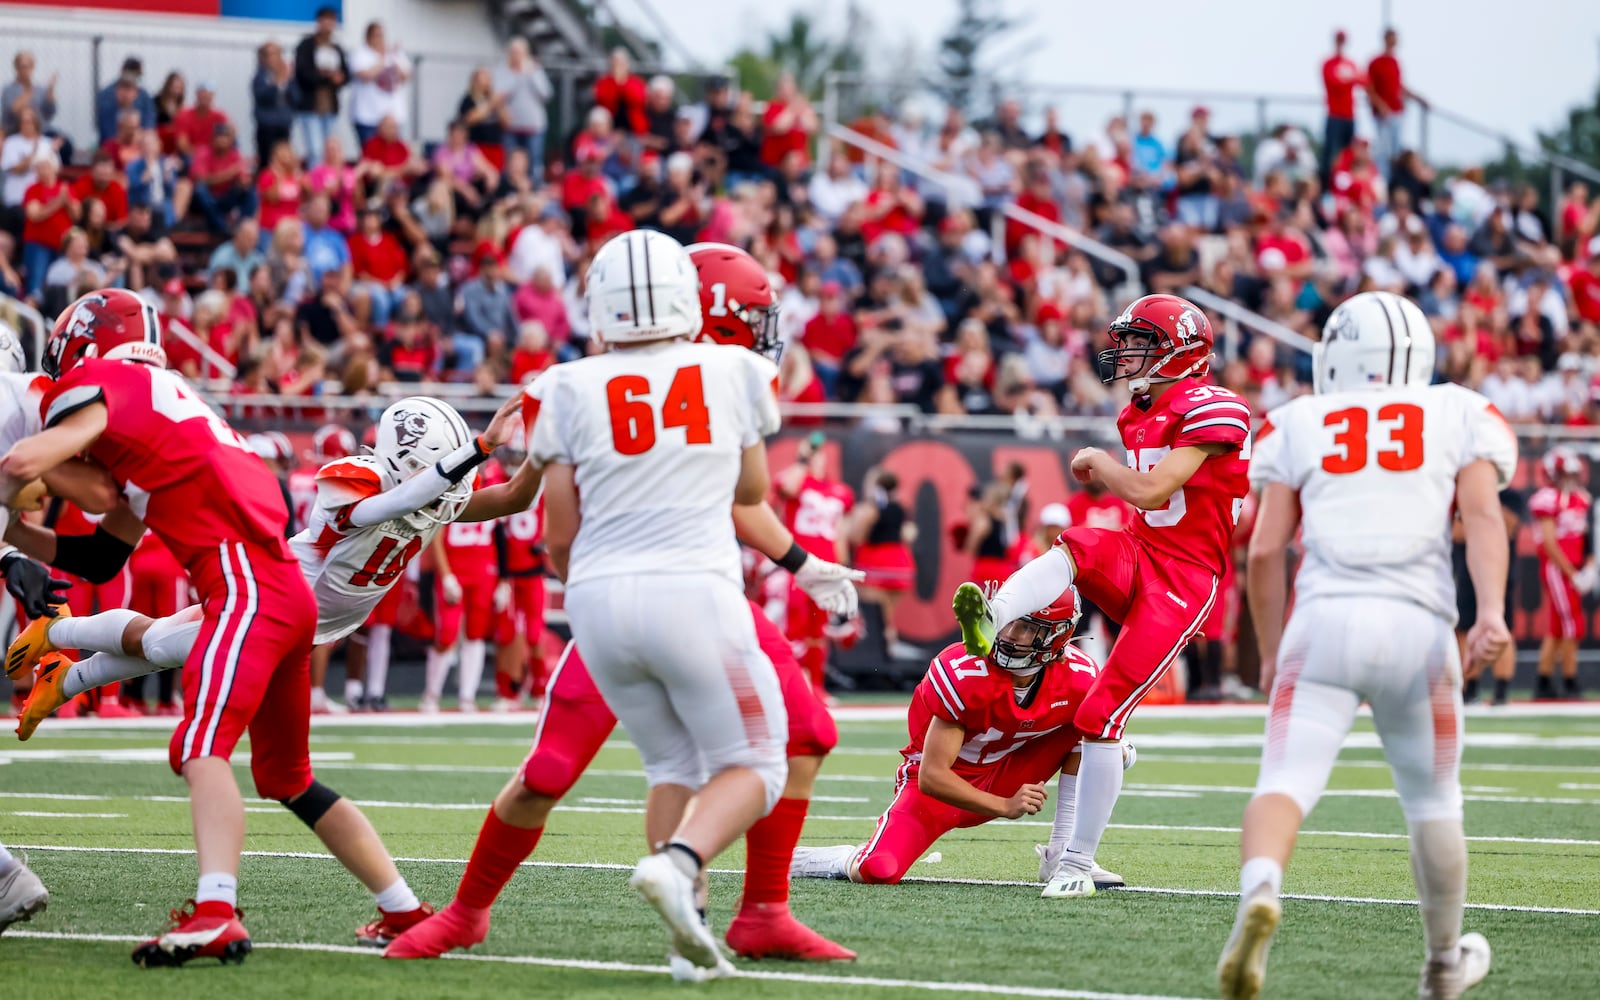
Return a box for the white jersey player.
[7,393,523,738]
[1217,291,1514,1000]
[527,229,786,977]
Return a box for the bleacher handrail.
[1179,285,1317,356]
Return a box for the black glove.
[1,551,71,619]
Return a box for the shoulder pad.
[316,456,389,508]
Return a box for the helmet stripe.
[625,232,641,326]
[642,233,657,325]
[1378,292,1398,385]
[1397,294,1415,384]
[409,396,468,449]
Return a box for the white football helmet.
[586,229,703,346]
[0,320,28,374]
[1314,291,1435,394]
[373,396,474,526]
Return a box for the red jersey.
[1367,53,1403,114]
[1530,487,1591,568]
[785,474,854,562]
[288,462,322,534]
[1066,490,1132,532]
[1119,379,1252,574]
[441,517,498,583]
[42,360,293,593]
[1322,55,1362,119]
[502,496,545,577]
[904,642,1099,776]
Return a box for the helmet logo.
[1327,307,1359,341]
[391,408,429,449]
[64,295,112,341]
[1174,309,1199,342]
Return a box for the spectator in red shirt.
[861,167,923,245]
[760,72,817,169]
[349,204,409,327]
[1559,181,1599,261]
[1007,169,1061,255]
[592,48,647,136]
[561,147,612,213]
[378,303,437,382]
[69,150,129,229]
[172,80,230,157]
[361,114,426,198]
[256,139,304,240]
[98,109,143,171]
[1331,137,1384,217]
[190,122,254,233]
[1366,28,1426,180]
[1320,29,1362,185]
[800,280,857,395]
[510,319,555,384]
[20,156,77,301]
[1570,242,1600,327]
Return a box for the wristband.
[776,542,809,573]
[435,437,494,485]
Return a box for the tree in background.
[729,6,870,102]
[934,0,1017,117]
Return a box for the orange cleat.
[383,902,490,959]
[131,900,252,968]
[16,655,74,741]
[724,905,856,962]
[5,605,66,681]
[355,901,435,947]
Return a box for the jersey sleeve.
[922,651,975,725]
[1455,389,1518,489]
[739,353,782,446]
[524,369,573,469]
[1248,404,1301,490]
[1529,487,1558,520]
[42,367,110,427]
[315,458,385,532]
[1173,387,1252,451]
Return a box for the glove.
[1575,563,1599,596]
[2,552,70,620]
[793,556,866,619]
[440,573,463,605]
[493,580,512,612]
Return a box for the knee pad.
[142,606,205,670]
[278,779,342,828]
[1072,700,1112,742]
[751,749,788,814]
[787,703,839,758]
[1396,779,1463,825]
[521,747,589,800]
[1252,769,1321,817]
[853,849,906,885]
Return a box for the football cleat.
[1419,932,1491,1000]
[789,845,856,880]
[383,902,490,959]
[0,857,49,936]
[1033,845,1125,889]
[417,694,441,715]
[1040,863,1097,899]
[951,582,997,657]
[1216,884,1281,1000]
[669,950,737,982]
[131,900,252,968]
[725,905,856,962]
[629,853,724,971]
[356,901,435,947]
[6,605,66,681]
[16,654,74,741]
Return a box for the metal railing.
[1179,286,1316,361]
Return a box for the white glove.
[1575,563,1599,596]
[440,573,463,605]
[493,580,512,612]
[793,556,866,618]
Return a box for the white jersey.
[288,455,445,644]
[1250,382,1517,624]
[526,340,781,587]
[0,372,46,532]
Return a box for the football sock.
[424,648,451,698]
[1239,856,1283,899]
[1409,817,1467,965]
[344,678,363,704]
[459,639,487,705]
[374,878,420,914]
[1492,678,1509,702]
[496,670,516,700]
[141,612,201,669]
[195,872,238,914]
[63,652,157,700]
[1063,740,1124,869]
[665,840,704,879]
[741,796,809,908]
[456,809,543,910]
[365,626,391,699]
[48,609,140,656]
[1048,765,1079,855]
[988,547,1074,630]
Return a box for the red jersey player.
[422,462,505,713]
[792,590,1129,888]
[1531,447,1592,699]
[778,437,855,692]
[123,529,189,714]
[952,292,1251,899]
[493,495,547,709]
[0,289,430,965]
[289,424,357,546]
[387,242,866,967]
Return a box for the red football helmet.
[992,588,1083,674]
[45,288,165,379]
[1543,447,1584,486]
[686,242,780,358]
[312,423,358,463]
[1099,293,1214,394]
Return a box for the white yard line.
[1,930,1206,1000]
[3,811,125,818]
[12,844,1596,915]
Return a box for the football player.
[951,293,1252,899]
[790,589,1131,888]
[420,459,506,713]
[1219,291,1510,1000]
[1530,447,1590,699]
[388,241,863,969]
[0,838,48,936]
[777,436,855,693]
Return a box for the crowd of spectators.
[0,15,1597,426]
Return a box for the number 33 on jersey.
[1119,382,1253,573]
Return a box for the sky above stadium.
[666,0,1600,168]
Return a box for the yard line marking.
[1137,755,1600,774]
[3,811,126,818]
[1,930,1206,1000]
[1559,783,1600,790]
[14,845,1596,915]
[1123,783,1600,806]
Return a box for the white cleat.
[629,854,723,971]
[0,860,49,936]
[1040,864,1097,899]
[490,697,523,714]
[1419,932,1491,1000]
[1034,845,1126,890]
[324,698,350,715]
[417,694,441,715]
[1217,884,1281,1000]
[458,700,478,715]
[789,845,857,880]
[1090,864,1124,889]
[669,951,737,982]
